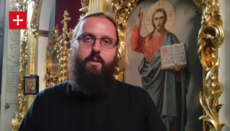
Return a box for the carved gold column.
[58,11,72,83]
[193,0,225,131]
[45,11,72,87]
[11,0,43,131]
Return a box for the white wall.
[0,0,20,130]
[36,0,55,91]
[0,0,4,124]
[219,0,230,131]
[0,0,5,97]
[0,0,56,130]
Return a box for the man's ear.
[71,41,79,55]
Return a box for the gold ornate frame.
[110,0,225,131]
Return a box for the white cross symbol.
[13,15,23,26]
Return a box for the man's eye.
[83,36,93,41]
[102,38,112,44]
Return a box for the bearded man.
[18,12,167,131]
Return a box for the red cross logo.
[9,11,27,29]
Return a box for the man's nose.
[92,39,102,51]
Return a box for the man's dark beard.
[68,50,118,96]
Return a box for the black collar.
[64,80,119,100]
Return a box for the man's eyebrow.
[101,35,113,38]
[78,32,116,41]
[79,32,94,36]
[101,36,117,41]
[80,33,115,40]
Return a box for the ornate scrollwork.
[193,0,225,130]
[112,0,140,81]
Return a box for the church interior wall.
[0,0,230,131]
[0,0,20,130]
[36,0,55,92]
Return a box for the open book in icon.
[160,43,188,70]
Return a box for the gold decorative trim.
[28,0,43,111]
[193,0,225,130]
[59,11,72,83]
[112,0,225,131]
[11,0,43,131]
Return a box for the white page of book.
[172,43,187,66]
[160,45,175,69]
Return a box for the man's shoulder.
[116,80,139,88]
[116,80,149,96]
[37,82,68,98]
[115,80,153,106]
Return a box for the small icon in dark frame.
[23,75,39,95]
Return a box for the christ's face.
[153,12,165,32]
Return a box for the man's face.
[68,16,118,95]
[76,17,117,74]
[153,12,165,32]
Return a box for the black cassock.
[19,80,166,131]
